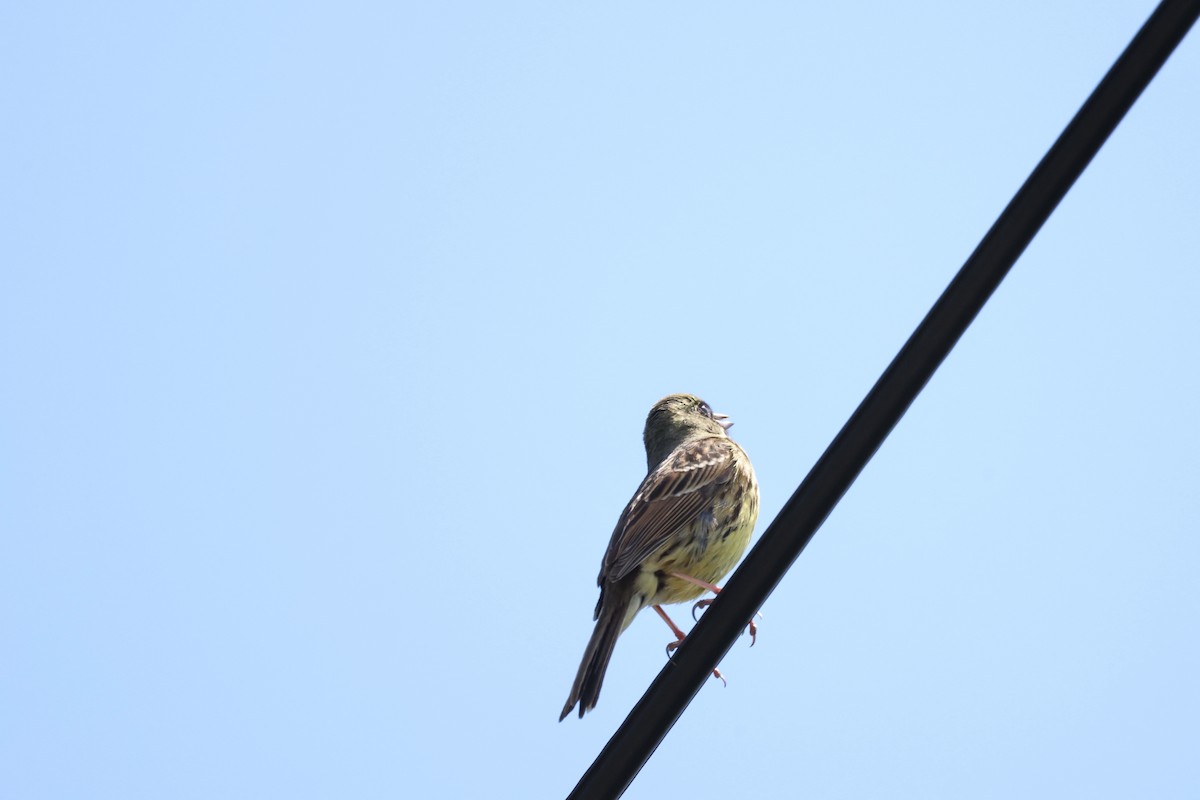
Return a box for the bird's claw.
[691,598,761,647]
[664,637,727,685]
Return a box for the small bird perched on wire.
[560,393,759,720]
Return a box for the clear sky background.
[3,3,1198,798]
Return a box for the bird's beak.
[714,413,734,431]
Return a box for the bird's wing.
[601,437,736,584]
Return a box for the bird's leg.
[667,571,723,595]
[652,605,725,686]
[653,604,689,646]
[667,571,761,646]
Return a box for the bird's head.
[642,393,732,468]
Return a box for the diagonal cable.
[567,1,1200,798]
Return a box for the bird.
[560,393,759,720]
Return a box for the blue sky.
[3,3,1198,798]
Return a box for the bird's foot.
[689,597,763,647]
[658,606,726,686]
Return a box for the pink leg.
[652,604,688,643]
[667,571,722,594]
[653,604,726,687]
[668,571,761,646]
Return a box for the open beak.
[713,413,734,431]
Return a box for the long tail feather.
[560,592,630,720]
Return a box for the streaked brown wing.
[601,437,736,583]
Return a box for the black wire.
[566,2,1200,798]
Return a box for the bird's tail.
[560,589,631,721]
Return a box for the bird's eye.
[698,402,713,418]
